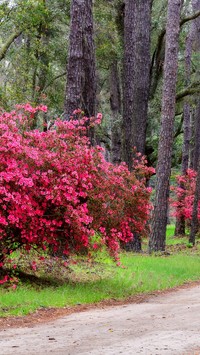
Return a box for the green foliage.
[95,0,122,65]
[186,242,193,248]
[0,0,70,112]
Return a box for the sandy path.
[1,285,200,355]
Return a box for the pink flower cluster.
[170,169,200,221]
[0,105,153,283]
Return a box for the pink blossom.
[0,104,153,278]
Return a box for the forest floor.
[1,282,200,355]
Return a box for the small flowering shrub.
[170,169,200,223]
[0,105,153,283]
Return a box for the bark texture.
[175,14,194,236]
[110,59,122,164]
[122,0,151,170]
[64,0,96,120]
[149,0,182,252]
[192,102,200,170]
[81,0,96,118]
[191,0,200,171]
[189,158,200,245]
[181,25,193,173]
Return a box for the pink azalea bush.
[0,105,153,283]
[170,169,200,223]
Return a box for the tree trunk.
[64,0,96,122]
[124,233,142,253]
[174,104,191,235]
[191,0,200,171]
[192,102,200,170]
[181,16,194,174]
[182,104,191,173]
[122,0,151,251]
[189,157,200,245]
[188,0,200,244]
[189,108,196,169]
[175,15,194,236]
[122,0,151,170]
[149,0,182,252]
[30,2,50,129]
[110,59,122,164]
[81,0,96,119]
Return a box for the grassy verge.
[1,225,200,318]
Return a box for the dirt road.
[1,285,200,355]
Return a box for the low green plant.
[186,242,193,248]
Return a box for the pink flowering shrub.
[170,169,200,222]
[0,105,153,283]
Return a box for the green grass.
[165,224,199,247]
[1,225,200,318]
[166,224,175,238]
[166,225,188,245]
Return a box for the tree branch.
[176,82,200,102]
[174,114,183,139]
[180,9,200,27]
[0,29,22,61]
[154,9,200,61]
[150,10,200,98]
[43,72,67,90]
